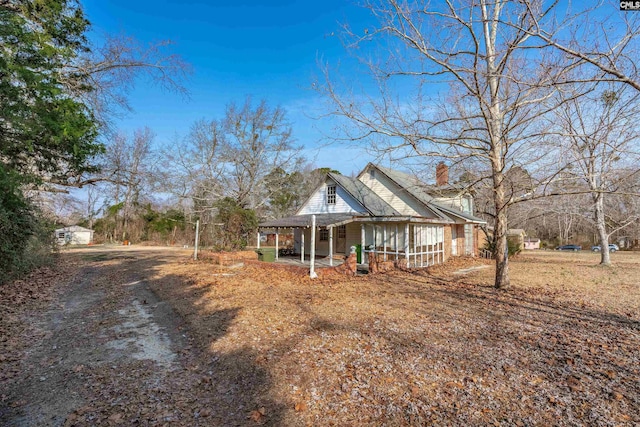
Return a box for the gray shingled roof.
[328,173,401,217]
[259,213,358,228]
[373,164,485,223]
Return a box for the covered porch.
[258,214,451,270]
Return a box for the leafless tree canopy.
[320,0,640,288]
[162,98,305,219]
[63,34,192,132]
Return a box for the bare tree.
[102,128,156,241]
[62,34,191,132]
[161,121,226,224]
[85,185,105,230]
[527,2,640,92]
[162,98,305,221]
[220,98,305,210]
[321,0,587,289]
[553,83,640,264]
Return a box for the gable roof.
[56,225,94,233]
[365,164,485,224]
[328,173,401,217]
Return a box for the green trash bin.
[256,247,276,262]
[356,244,362,264]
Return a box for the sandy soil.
[1,247,195,425]
[1,247,638,426]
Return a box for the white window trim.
[327,185,336,205]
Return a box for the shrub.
[484,237,522,258]
[213,198,258,251]
[0,165,56,284]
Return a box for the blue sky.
[82,0,377,176]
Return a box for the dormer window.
[327,185,336,204]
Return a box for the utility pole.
[194,219,200,260]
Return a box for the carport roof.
[259,213,358,229]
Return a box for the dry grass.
[149,251,640,426]
[462,251,640,315]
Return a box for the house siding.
[433,195,473,214]
[298,178,366,215]
[55,228,93,245]
[358,170,433,217]
[345,223,361,252]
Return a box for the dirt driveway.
[0,246,264,426]
[2,248,639,426]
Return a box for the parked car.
[555,244,582,251]
[591,244,619,252]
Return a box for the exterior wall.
[294,224,366,258]
[456,225,466,256]
[473,225,480,256]
[345,223,362,253]
[299,228,331,257]
[298,178,366,215]
[433,195,473,214]
[443,225,452,260]
[524,240,540,250]
[293,229,302,253]
[444,224,478,259]
[56,230,92,245]
[358,169,435,217]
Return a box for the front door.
[451,225,458,256]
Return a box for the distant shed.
[55,225,94,245]
[524,238,541,250]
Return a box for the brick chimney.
[436,162,449,186]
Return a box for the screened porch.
[359,223,445,268]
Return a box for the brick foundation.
[332,252,357,276]
[368,252,396,275]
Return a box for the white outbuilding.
[55,225,94,245]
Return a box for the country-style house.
[258,163,486,268]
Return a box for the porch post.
[301,230,305,263]
[420,225,423,267]
[373,226,377,256]
[275,229,279,261]
[404,223,410,268]
[329,226,334,267]
[310,215,318,278]
[361,224,366,265]
[413,224,418,267]
[257,230,260,249]
[383,225,387,261]
[395,225,399,261]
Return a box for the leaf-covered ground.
[1,247,638,426]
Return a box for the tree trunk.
[482,1,510,290]
[493,172,511,289]
[593,193,611,265]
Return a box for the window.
[319,228,329,241]
[327,185,336,204]
[57,232,65,239]
[337,225,346,238]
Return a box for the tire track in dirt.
[1,249,189,426]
